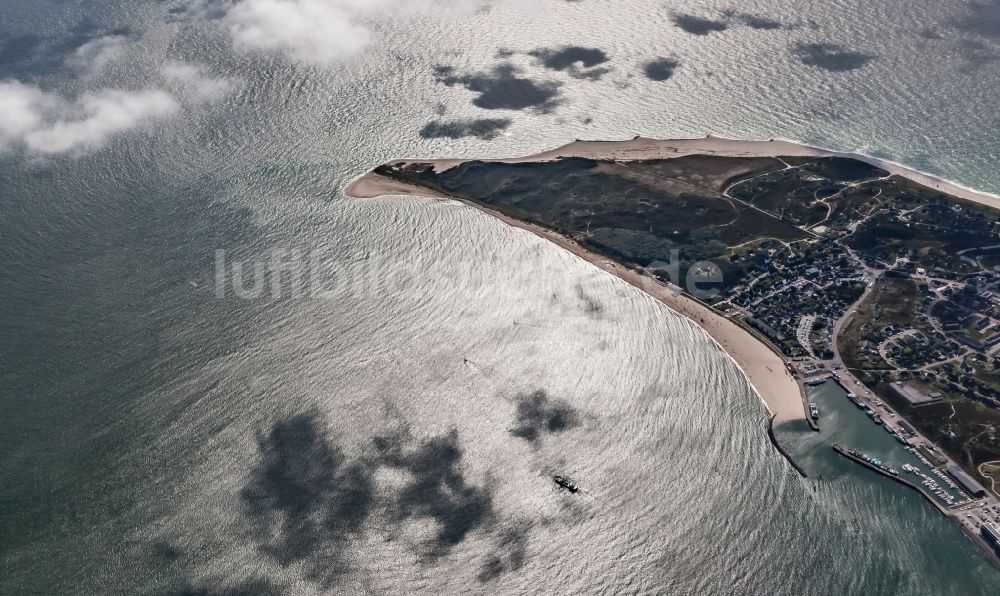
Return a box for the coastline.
[346,138,829,423]
[347,134,1000,567]
[345,134,1000,425]
[374,183,808,422]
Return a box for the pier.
[797,376,824,432]
[832,443,950,516]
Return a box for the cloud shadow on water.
[169,577,284,596]
[954,1,1000,39]
[792,43,875,71]
[376,428,496,559]
[239,412,375,585]
[919,27,944,40]
[148,540,183,564]
[642,57,681,81]
[232,412,526,586]
[168,0,231,22]
[0,21,132,78]
[0,34,43,65]
[737,14,785,30]
[419,118,511,140]
[956,38,1000,69]
[574,283,604,316]
[509,390,581,445]
[672,14,728,35]
[529,46,611,80]
[433,64,561,112]
[477,522,531,582]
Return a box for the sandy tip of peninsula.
[344,171,449,199]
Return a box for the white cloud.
[67,34,129,75]
[161,61,240,102]
[0,81,179,155]
[25,89,179,154]
[225,0,389,66]
[0,34,244,157]
[219,0,539,66]
[0,80,58,151]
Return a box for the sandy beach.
[350,179,806,421]
[344,136,999,422]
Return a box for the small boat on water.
[554,475,579,493]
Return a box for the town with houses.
[709,166,1000,455]
[706,161,1000,560]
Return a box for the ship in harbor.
[845,447,900,476]
[865,408,884,426]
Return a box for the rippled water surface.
[2,1,1000,594]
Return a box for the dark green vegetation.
[377,154,904,360]
[727,157,889,229]
[379,156,877,292]
[377,156,807,285]
[845,184,1000,274]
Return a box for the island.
[346,136,1000,561]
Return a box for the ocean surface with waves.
[2,1,999,594]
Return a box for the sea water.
[2,1,999,593]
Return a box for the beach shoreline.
[351,183,808,421]
[343,136,1000,424]
[345,136,871,423]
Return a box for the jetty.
[832,443,949,516]
[769,415,808,478]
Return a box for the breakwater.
[769,414,808,478]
